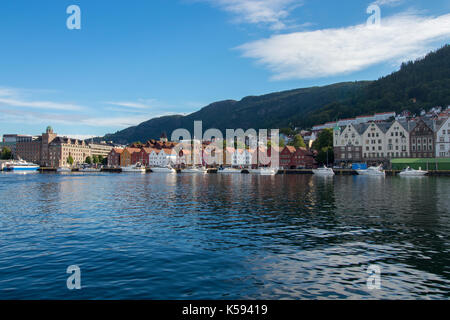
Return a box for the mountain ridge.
[104,45,450,144]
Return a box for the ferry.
[3,160,39,172]
[312,166,335,176]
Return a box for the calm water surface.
[0,172,449,299]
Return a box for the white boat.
[249,167,278,175]
[182,167,207,174]
[79,167,101,172]
[399,167,428,177]
[121,163,146,173]
[4,160,39,172]
[312,166,335,176]
[151,166,176,173]
[356,165,385,176]
[218,168,242,174]
[57,166,72,173]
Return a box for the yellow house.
[120,147,140,167]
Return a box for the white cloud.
[372,0,403,6]
[201,0,302,30]
[237,13,450,80]
[105,99,156,110]
[0,87,85,111]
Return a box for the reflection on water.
[0,172,449,299]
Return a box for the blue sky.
[0,0,449,138]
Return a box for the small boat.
[399,166,428,177]
[57,166,72,173]
[151,166,176,173]
[4,160,39,172]
[218,168,242,174]
[356,165,385,176]
[182,167,207,174]
[79,167,101,172]
[121,163,146,173]
[249,167,278,175]
[312,166,335,176]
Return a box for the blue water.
[0,172,449,299]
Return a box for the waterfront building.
[1,134,34,158]
[279,146,315,169]
[361,122,390,163]
[385,120,410,159]
[120,147,141,167]
[48,136,91,168]
[107,148,123,167]
[435,117,450,158]
[88,142,114,159]
[16,126,92,167]
[333,124,363,165]
[410,119,435,158]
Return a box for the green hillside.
[104,45,450,144]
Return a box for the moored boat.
[399,167,428,177]
[312,166,335,176]
[249,167,278,175]
[57,166,72,173]
[151,166,176,173]
[121,163,146,173]
[182,167,207,174]
[79,167,101,172]
[356,165,385,176]
[218,168,242,174]
[4,160,39,172]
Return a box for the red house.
[280,146,316,169]
[107,148,123,167]
[137,147,152,166]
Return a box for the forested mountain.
[104,45,450,144]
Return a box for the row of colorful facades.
[107,137,317,169]
[331,110,450,167]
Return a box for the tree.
[0,147,12,160]
[312,129,334,165]
[289,134,306,148]
[312,129,333,151]
[316,147,334,165]
[92,155,99,164]
[67,155,74,166]
[85,156,92,164]
[98,155,104,164]
[101,157,108,165]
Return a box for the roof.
[124,147,141,154]
[112,148,124,154]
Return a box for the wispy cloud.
[237,12,450,80]
[0,87,85,111]
[105,99,156,110]
[200,0,303,30]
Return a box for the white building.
[149,148,176,167]
[436,117,450,158]
[385,120,410,158]
[361,122,389,160]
